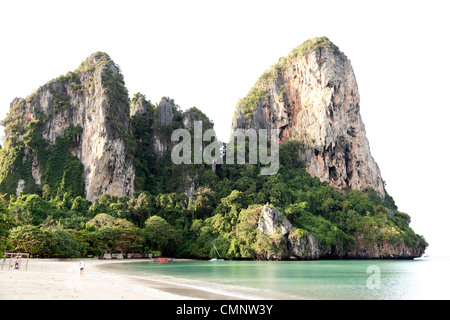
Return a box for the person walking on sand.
[79,260,85,276]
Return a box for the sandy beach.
[0,258,249,300]
[1,258,299,300]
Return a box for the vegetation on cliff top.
[0,97,84,200]
[0,52,130,200]
[235,37,342,121]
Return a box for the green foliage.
[144,215,181,255]
[46,229,79,257]
[102,63,129,105]
[188,187,216,220]
[234,37,341,124]
[0,117,84,200]
[96,226,145,254]
[130,96,214,196]
[0,137,427,259]
[87,213,119,229]
[8,225,79,258]
[8,194,55,226]
[0,111,42,196]
[0,200,14,255]
[40,124,85,199]
[286,202,353,252]
[237,87,269,120]
[74,51,111,74]
[0,51,134,202]
[294,36,341,56]
[130,96,158,192]
[0,49,426,260]
[8,225,49,257]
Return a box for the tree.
[70,196,91,214]
[0,200,14,256]
[8,225,49,257]
[188,187,215,220]
[42,184,51,200]
[87,213,116,229]
[144,215,181,256]
[130,192,152,227]
[96,226,145,254]
[8,194,54,226]
[268,182,291,208]
[219,190,248,224]
[46,228,79,257]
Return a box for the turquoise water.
[108,258,450,299]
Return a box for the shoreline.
[0,258,300,300]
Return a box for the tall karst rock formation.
[232,37,385,198]
[0,43,427,260]
[0,52,134,201]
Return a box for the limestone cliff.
[257,205,424,260]
[0,48,426,261]
[257,205,320,260]
[0,52,135,201]
[130,93,214,196]
[232,37,385,198]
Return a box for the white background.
[1,0,449,256]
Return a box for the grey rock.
[257,205,320,260]
[131,92,152,117]
[232,38,385,198]
[288,232,320,260]
[258,205,292,236]
[157,97,174,126]
[5,52,135,201]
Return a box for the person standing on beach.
[79,260,85,276]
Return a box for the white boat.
[209,243,224,262]
[414,253,430,260]
[209,258,224,262]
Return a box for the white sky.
[1,0,449,256]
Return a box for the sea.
[106,257,450,300]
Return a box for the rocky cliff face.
[232,37,385,198]
[129,92,215,196]
[0,48,425,261]
[1,52,135,201]
[257,205,424,260]
[257,205,320,260]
